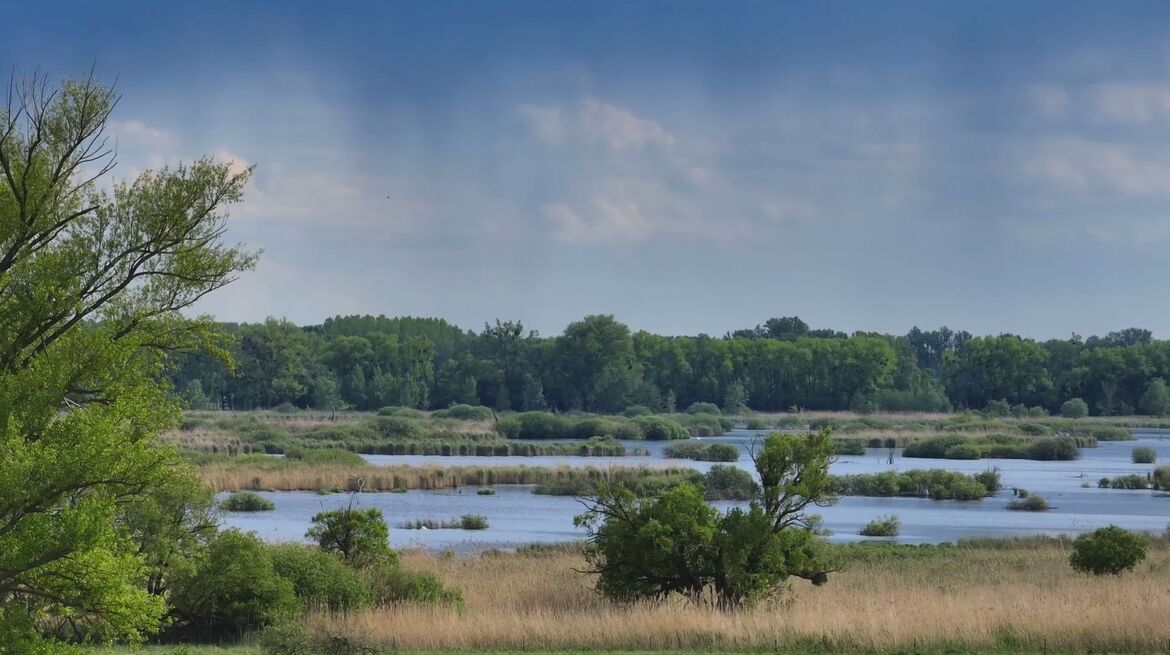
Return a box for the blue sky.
[6,1,1170,338]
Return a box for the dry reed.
[303,542,1170,652]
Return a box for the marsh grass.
[295,539,1170,653]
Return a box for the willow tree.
[0,72,255,649]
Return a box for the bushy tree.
[1069,525,1148,575]
[1139,379,1170,416]
[1061,397,1089,419]
[0,72,254,647]
[306,506,397,568]
[575,429,837,609]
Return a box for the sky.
[6,1,1170,339]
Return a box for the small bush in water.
[1133,446,1157,464]
[476,487,496,495]
[221,491,275,512]
[1007,495,1050,511]
[859,515,901,537]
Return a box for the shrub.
[622,404,653,417]
[306,507,396,567]
[1070,525,1148,575]
[1086,426,1133,441]
[362,562,463,606]
[701,465,760,500]
[460,514,489,530]
[169,530,299,639]
[259,622,314,655]
[1016,422,1051,435]
[496,411,570,439]
[943,444,980,460]
[1132,446,1157,464]
[833,439,866,456]
[743,417,770,430]
[377,406,426,419]
[1007,495,1050,511]
[663,441,740,462]
[476,487,496,496]
[681,413,727,436]
[1028,437,1079,461]
[433,404,494,421]
[1099,474,1150,490]
[568,416,620,439]
[859,515,900,537]
[221,491,275,512]
[686,402,721,415]
[372,416,426,439]
[1061,398,1089,419]
[630,415,689,440]
[268,545,372,611]
[974,469,1002,493]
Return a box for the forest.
[168,314,1170,417]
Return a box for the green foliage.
[973,469,1002,492]
[168,530,299,640]
[1083,426,1133,441]
[859,515,901,537]
[1098,474,1150,489]
[306,507,397,568]
[1069,526,1148,575]
[1061,398,1089,418]
[833,439,866,455]
[1007,495,1051,511]
[574,430,836,608]
[267,545,372,611]
[1133,446,1157,464]
[903,435,1080,461]
[1140,379,1170,416]
[433,404,494,420]
[221,491,276,512]
[830,469,995,500]
[361,561,463,606]
[700,464,761,500]
[460,514,489,530]
[495,411,570,439]
[284,448,367,467]
[476,487,496,495]
[663,441,740,462]
[622,404,653,417]
[372,415,426,439]
[630,415,690,440]
[686,402,722,415]
[376,406,426,418]
[679,412,728,436]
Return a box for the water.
[222,429,1170,550]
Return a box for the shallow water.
[223,429,1170,550]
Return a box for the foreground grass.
[287,539,1170,653]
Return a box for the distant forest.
[167,315,1170,417]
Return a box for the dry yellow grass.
[304,543,1170,652]
[200,463,690,492]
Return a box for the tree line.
[167,314,1170,417]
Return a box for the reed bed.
[199,463,695,492]
[302,541,1170,652]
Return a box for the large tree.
[575,429,837,609]
[0,72,255,648]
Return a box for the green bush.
[622,404,653,417]
[1007,495,1050,511]
[681,413,727,437]
[306,507,396,567]
[460,514,489,530]
[568,416,620,439]
[476,487,496,496]
[630,415,689,440]
[495,411,570,439]
[1061,398,1089,419]
[372,416,426,439]
[700,465,760,500]
[859,515,900,537]
[376,405,427,419]
[663,441,740,462]
[1069,526,1148,575]
[221,491,275,512]
[1133,446,1157,464]
[974,469,1002,492]
[743,417,770,430]
[943,444,981,459]
[1085,426,1133,441]
[362,561,463,606]
[433,404,494,421]
[169,530,299,639]
[686,402,722,415]
[268,545,372,611]
[833,439,866,456]
[1100,474,1150,489]
[830,470,993,500]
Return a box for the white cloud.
[214,150,252,178]
[1090,82,1170,124]
[1026,139,1170,196]
[1028,85,1071,120]
[519,98,675,150]
[108,119,176,150]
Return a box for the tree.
[1139,379,1170,416]
[0,72,255,647]
[1061,397,1089,419]
[306,506,396,568]
[575,429,836,609]
[1069,526,1148,575]
[722,379,749,414]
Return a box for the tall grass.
[300,539,1170,652]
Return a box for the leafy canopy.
[0,71,255,646]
